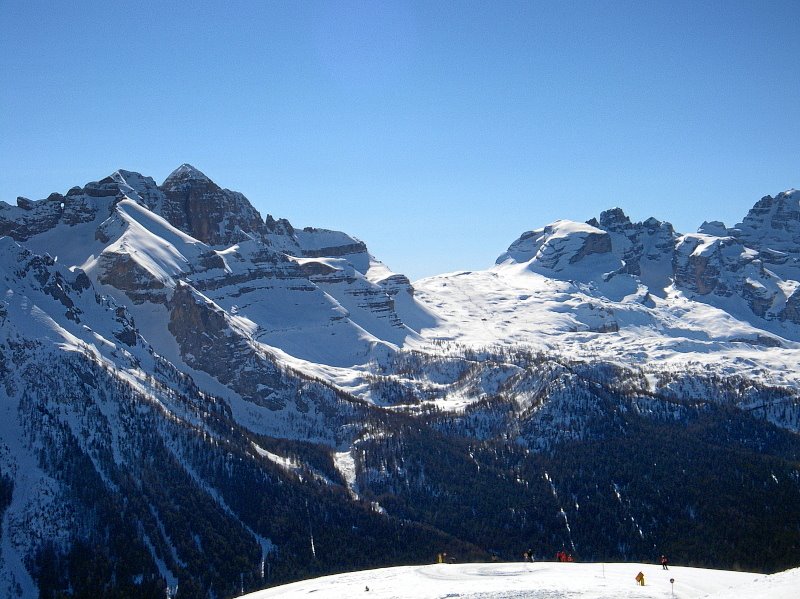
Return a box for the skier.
[522,549,533,562]
[661,555,669,570]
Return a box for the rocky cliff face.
[1,188,105,241]
[588,209,676,295]
[733,190,800,245]
[670,232,794,325]
[580,202,800,332]
[668,191,800,328]
[728,189,800,291]
[673,234,748,296]
[159,164,267,246]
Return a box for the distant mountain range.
[1,165,798,598]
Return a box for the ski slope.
[241,562,797,599]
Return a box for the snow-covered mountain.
[1,166,799,598]
[413,194,800,391]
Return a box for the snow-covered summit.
[0,165,434,368]
[734,188,799,237]
[496,219,621,279]
[698,220,728,236]
[162,162,213,187]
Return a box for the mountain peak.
[698,220,728,236]
[156,164,265,245]
[731,187,800,245]
[597,207,632,231]
[163,163,212,186]
[496,219,619,277]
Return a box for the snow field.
[239,562,790,599]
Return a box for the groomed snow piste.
[240,562,797,599]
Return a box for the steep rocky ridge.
[160,164,267,246]
[3,166,428,369]
[470,196,800,347]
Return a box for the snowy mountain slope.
[0,234,474,597]
[2,167,800,597]
[1,194,376,439]
[413,195,800,394]
[3,167,800,441]
[413,261,800,391]
[8,166,798,396]
[0,237,237,595]
[243,562,791,599]
[2,165,431,369]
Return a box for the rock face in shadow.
[159,163,267,246]
[166,282,285,408]
[97,251,168,305]
[589,209,677,294]
[780,287,800,324]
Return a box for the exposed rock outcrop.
[166,282,286,409]
[497,220,619,277]
[728,190,800,283]
[780,287,800,324]
[589,209,676,295]
[159,164,266,246]
[97,251,168,304]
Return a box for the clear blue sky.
[2,1,798,280]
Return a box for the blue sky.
[1,1,798,280]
